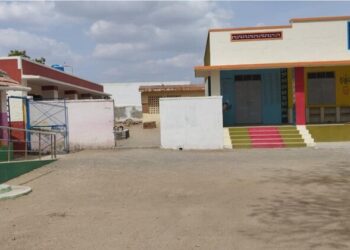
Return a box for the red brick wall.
[22,59,103,92]
[0,58,22,83]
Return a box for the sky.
[0,1,350,84]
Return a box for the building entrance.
[235,75,262,124]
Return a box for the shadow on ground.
[244,162,350,249]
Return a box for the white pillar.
[211,70,221,96]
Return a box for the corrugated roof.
[139,84,205,93]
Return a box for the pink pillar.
[295,67,306,125]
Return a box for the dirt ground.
[1,147,350,250]
[115,124,160,149]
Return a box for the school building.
[0,56,109,128]
[195,16,350,148]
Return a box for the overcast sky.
[0,1,350,84]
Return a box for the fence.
[0,126,57,162]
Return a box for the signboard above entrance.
[231,31,283,42]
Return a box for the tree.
[8,50,30,58]
[8,50,46,64]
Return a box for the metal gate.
[28,100,69,153]
[7,97,69,153]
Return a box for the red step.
[248,126,284,148]
[252,143,285,148]
[250,135,282,139]
[248,127,279,132]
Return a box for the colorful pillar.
[295,67,306,125]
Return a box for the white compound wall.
[65,99,115,150]
[160,96,223,150]
[40,99,115,151]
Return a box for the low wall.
[40,99,114,151]
[65,99,115,150]
[0,159,55,183]
[160,96,223,150]
[307,124,350,142]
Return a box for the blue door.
[262,70,282,124]
[221,78,235,126]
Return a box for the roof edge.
[139,84,205,93]
[22,74,110,96]
[209,15,350,34]
[209,25,292,33]
[290,15,350,23]
[19,57,103,87]
[194,60,350,76]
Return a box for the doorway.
[234,74,262,124]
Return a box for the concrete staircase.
[228,126,308,149]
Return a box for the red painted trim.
[295,67,306,125]
[0,58,22,83]
[9,121,26,152]
[21,59,103,92]
[42,85,58,91]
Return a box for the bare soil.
[1,147,350,250]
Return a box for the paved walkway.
[1,147,350,250]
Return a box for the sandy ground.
[1,147,350,250]
[115,124,160,149]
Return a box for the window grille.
[307,71,336,105]
[148,95,181,114]
[148,96,160,114]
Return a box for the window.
[148,96,160,114]
[234,74,261,81]
[307,71,336,105]
[308,72,335,79]
[148,95,181,114]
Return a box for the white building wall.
[7,90,25,122]
[210,20,350,66]
[160,96,223,150]
[210,70,221,96]
[102,81,191,107]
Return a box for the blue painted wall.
[220,69,282,126]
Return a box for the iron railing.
[0,126,58,162]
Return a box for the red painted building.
[0,57,110,152]
[0,56,109,100]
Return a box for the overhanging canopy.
[195,60,350,77]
